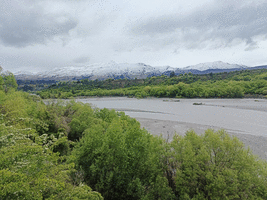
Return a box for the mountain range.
[10,61,267,81]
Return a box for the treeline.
[37,68,267,99]
[17,79,57,92]
[1,73,267,199]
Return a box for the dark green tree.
[170,71,176,78]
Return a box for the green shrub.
[169,129,267,199]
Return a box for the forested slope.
[1,73,267,199]
[36,69,267,99]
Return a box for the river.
[45,97,267,159]
[74,97,267,137]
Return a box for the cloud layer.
[1,0,267,72]
[0,0,77,47]
[130,0,267,50]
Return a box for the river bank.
[136,117,267,160]
[75,97,267,160]
[45,97,267,160]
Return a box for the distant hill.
[182,61,247,71]
[14,61,267,81]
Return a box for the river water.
[72,97,267,137]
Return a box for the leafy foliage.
[0,90,103,199]
[73,113,174,199]
[169,130,267,199]
[1,73,18,93]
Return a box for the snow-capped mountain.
[14,71,37,76]
[35,61,172,77]
[14,61,260,81]
[15,61,175,80]
[182,61,247,71]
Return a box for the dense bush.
[0,75,103,199]
[73,113,174,200]
[168,130,267,199]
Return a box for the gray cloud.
[130,1,267,50]
[0,0,78,47]
[73,56,90,63]
[244,41,259,51]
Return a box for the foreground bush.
[0,89,103,199]
[72,120,267,199]
[72,112,174,200]
[168,130,267,199]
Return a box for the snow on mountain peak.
[13,61,254,81]
[183,61,247,71]
[14,71,37,76]
[29,62,163,78]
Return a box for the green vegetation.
[170,130,267,199]
[35,69,267,99]
[17,79,56,92]
[0,74,103,199]
[2,72,267,199]
[1,72,18,93]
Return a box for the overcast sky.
[1,0,267,73]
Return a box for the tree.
[0,76,4,91]
[3,73,18,92]
[170,71,176,78]
[169,129,267,199]
[73,113,173,200]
